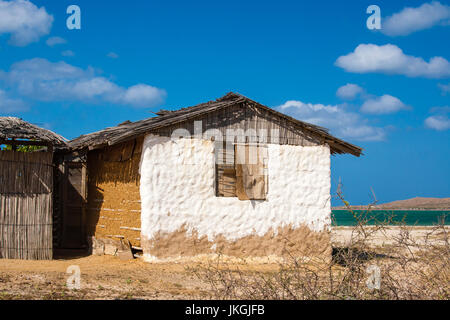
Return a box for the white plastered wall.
[139,134,331,261]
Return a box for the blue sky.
[0,0,449,205]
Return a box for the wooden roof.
[0,117,68,148]
[69,92,362,157]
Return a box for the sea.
[332,210,449,226]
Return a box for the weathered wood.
[69,93,362,157]
[0,151,53,194]
[60,162,87,249]
[235,144,267,200]
[0,151,53,260]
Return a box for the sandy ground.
[0,253,283,300]
[331,226,449,249]
[0,255,213,300]
[0,226,448,300]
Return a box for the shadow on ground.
[332,247,395,267]
[53,249,90,260]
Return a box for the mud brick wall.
[86,137,143,248]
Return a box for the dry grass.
[0,187,448,300]
[0,255,212,300]
[189,189,449,300]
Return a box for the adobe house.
[0,117,68,260]
[69,93,362,261]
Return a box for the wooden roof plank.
[69,92,362,157]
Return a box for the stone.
[91,237,105,256]
[104,244,118,256]
[118,249,134,260]
[117,239,134,260]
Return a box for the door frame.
[61,161,87,249]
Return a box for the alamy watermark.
[63,5,381,36]
[366,264,381,290]
[366,5,381,30]
[167,121,284,166]
[66,265,81,290]
[67,5,81,30]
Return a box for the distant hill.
[334,197,450,210]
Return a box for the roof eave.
[69,93,363,157]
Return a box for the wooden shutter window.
[217,165,237,197]
[216,142,237,197]
[215,142,268,200]
[235,144,268,200]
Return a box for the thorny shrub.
[189,186,449,300]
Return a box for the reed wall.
[0,151,53,260]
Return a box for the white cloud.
[438,83,450,94]
[382,1,450,36]
[122,84,165,108]
[336,83,409,115]
[335,44,450,78]
[61,50,75,57]
[360,94,409,114]
[107,52,119,59]
[336,83,364,100]
[425,115,450,130]
[0,89,27,113]
[0,0,53,46]
[276,100,386,141]
[46,36,66,47]
[425,106,450,131]
[0,58,167,108]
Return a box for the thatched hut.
[0,117,67,260]
[70,93,362,261]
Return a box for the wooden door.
[61,162,87,248]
